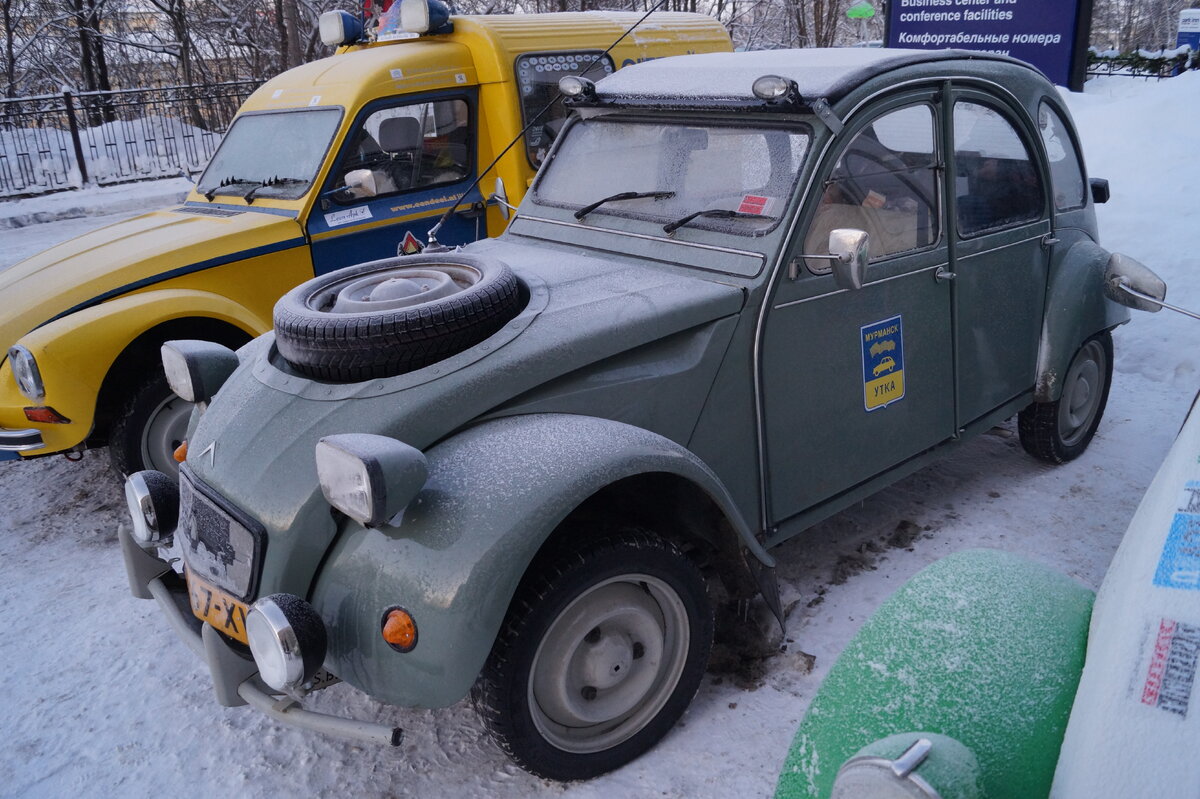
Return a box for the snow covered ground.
[0,73,1197,798]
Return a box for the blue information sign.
[886,0,1090,89]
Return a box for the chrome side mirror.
[343,168,378,199]
[1104,253,1166,313]
[829,228,869,291]
[489,176,514,221]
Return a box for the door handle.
[934,267,956,282]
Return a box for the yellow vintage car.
[0,0,730,476]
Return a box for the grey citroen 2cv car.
[119,48,1166,780]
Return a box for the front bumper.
[117,523,403,746]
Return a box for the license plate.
[187,569,250,644]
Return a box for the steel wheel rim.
[1058,339,1106,447]
[307,264,481,314]
[529,574,690,754]
[139,393,192,478]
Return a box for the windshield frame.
[196,107,344,202]
[531,112,813,238]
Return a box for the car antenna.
[422,0,674,251]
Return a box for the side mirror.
[343,168,378,199]
[489,176,513,221]
[1104,253,1166,312]
[1090,178,1110,205]
[830,228,869,291]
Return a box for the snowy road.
[0,75,1197,798]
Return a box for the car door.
[947,91,1051,423]
[306,91,485,274]
[760,94,956,524]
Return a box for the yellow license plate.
[186,569,250,644]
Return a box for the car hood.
[184,236,746,590]
[0,204,305,353]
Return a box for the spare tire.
[273,252,523,382]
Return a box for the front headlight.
[124,470,179,548]
[315,434,428,527]
[161,340,240,404]
[8,345,45,402]
[246,594,328,692]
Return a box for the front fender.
[1,289,264,454]
[309,413,767,709]
[1034,239,1130,402]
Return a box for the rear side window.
[1038,102,1086,211]
[953,101,1045,237]
[515,51,614,167]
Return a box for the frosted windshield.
[197,108,341,200]
[535,118,809,236]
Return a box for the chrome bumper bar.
[118,524,403,747]
[0,426,42,452]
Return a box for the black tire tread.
[471,530,713,781]
[273,255,522,382]
[1018,331,1113,464]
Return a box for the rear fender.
[1034,240,1130,402]
[308,413,768,708]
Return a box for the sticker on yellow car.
[862,314,904,411]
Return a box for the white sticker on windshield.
[324,206,372,227]
[309,95,322,107]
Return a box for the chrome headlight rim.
[8,345,45,402]
[246,594,328,693]
[123,470,179,548]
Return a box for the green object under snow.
[775,550,1095,799]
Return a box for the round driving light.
[8,345,45,402]
[246,594,328,692]
[124,470,179,547]
[752,74,792,101]
[381,606,418,652]
[558,75,595,98]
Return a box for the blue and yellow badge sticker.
[862,315,904,411]
[1153,481,1200,591]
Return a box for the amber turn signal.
[381,607,418,652]
[174,440,188,462]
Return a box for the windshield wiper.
[574,190,675,220]
[244,176,307,203]
[203,175,261,202]
[663,208,766,234]
[204,175,307,203]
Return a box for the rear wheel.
[108,373,191,479]
[1018,332,1113,463]
[471,531,713,781]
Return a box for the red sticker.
[737,195,770,215]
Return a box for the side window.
[806,104,939,272]
[1037,102,1086,211]
[334,98,470,201]
[515,51,614,166]
[953,101,1045,236]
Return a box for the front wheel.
[108,373,192,479]
[1018,332,1113,463]
[471,531,713,781]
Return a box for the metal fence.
[0,80,261,199]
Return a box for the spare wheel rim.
[308,264,483,314]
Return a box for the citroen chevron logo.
[197,441,216,468]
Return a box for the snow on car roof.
[594,47,1020,104]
